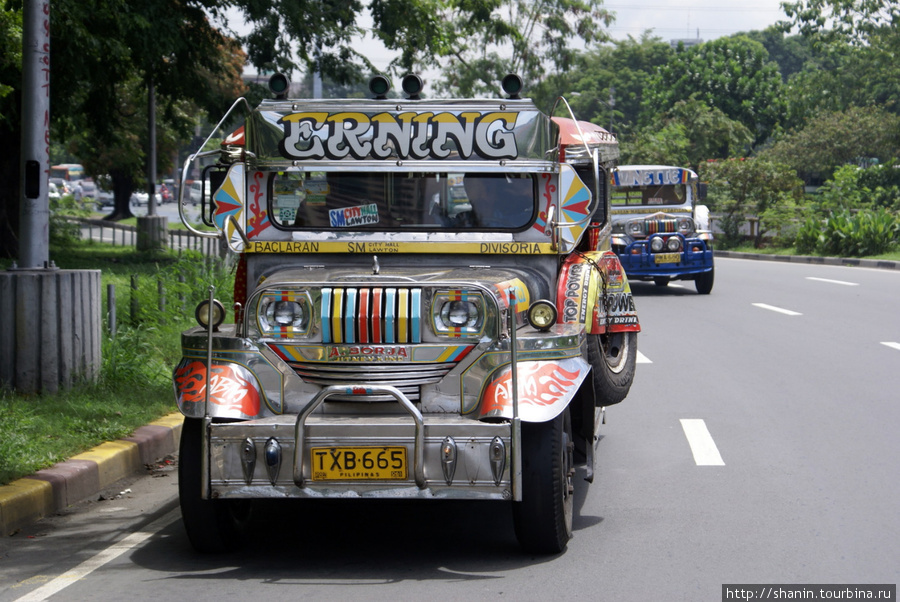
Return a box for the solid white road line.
[15,508,181,602]
[881,342,900,352]
[806,277,859,286]
[637,351,652,364]
[680,419,725,466]
[752,303,802,316]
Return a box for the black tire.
[513,409,575,554]
[587,331,637,406]
[653,276,670,287]
[695,267,714,294]
[178,418,251,552]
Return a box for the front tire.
[587,331,637,406]
[178,418,251,552]
[695,267,714,294]
[513,409,574,554]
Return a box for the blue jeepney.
[610,165,714,294]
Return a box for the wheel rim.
[599,331,631,374]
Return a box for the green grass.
[0,236,234,485]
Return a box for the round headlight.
[666,236,682,252]
[678,217,694,233]
[441,300,477,327]
[527,300,557,331]
[196,299,226,330]
[628,221,644,235]
[650,237,665,252]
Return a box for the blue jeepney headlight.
[666,236,683,252]
[628,220,644,236]
[650,237,665,252]
[677,217,695,233]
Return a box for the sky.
[224,1,791,79]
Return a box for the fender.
[477,357,591,422]
[556,251,641,335]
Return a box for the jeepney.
[173,74,640,555]
[610,165,714,294]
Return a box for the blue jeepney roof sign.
[245,99,554,167]
[612,165,698,187]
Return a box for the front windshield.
[611,183,687,207]
[269,171,535,231]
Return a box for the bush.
[794,209,899,257]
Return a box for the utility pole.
[1,0,101,393]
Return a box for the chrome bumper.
[206,385,515,501]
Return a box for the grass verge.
[0,237,234,485]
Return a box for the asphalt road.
[1,257,898,601]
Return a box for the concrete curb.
[715,250,900,270]
[0,413,183,536]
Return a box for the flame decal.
[481,362,584,415]
[175,360,261,417]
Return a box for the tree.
[0,4,22,258]
[760,105,900,184]
[434,0,614,97]
[623,98,754,170]
[779,0,900,119]
[531,33,673,133]
[698,157,804,248]
[641,36,785,143]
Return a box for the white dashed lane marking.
[881,342,900,352]
[680,419,725,466]
[806,276,859,286]
[752,303,802,316]
[637,351,652,364]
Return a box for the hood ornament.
[372,255,380,275]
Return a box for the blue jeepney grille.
[645,218,678,234]
[321,287,422,344]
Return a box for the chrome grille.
[287,361,456,402]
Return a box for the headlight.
[666,236,683,252]
[195,299,226,330]
[677,217,694,233]
[257,292,311,336]
[650,237,665,252]
[432,290,485,337]
[527,300,557,331]
[628,220,644,235]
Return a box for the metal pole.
[148,78,157,216]
[18,0,51,268]
[107,283,116,336]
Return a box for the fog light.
[527,300,557,331]
[666,236,682,252]
[441,437,457,485]
[240,438,256,484]
[489,437,506,486]
[264,438,282,485]
[196,298,226,330]
[650,237,665,252]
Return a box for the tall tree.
[624,98,753,170]
[434,0,614,97]
[641,36,785,144]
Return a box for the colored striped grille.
[322,287,422,344]
[645,218,677,234]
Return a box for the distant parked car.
[48,182,61,200]
[50,177,71,196]
[189,180,211,206]
[74,178,97,202]
[96,188,114,209]
[130,190,162,207]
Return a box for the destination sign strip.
[247,241,558,254]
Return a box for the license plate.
[654,252,681,264]
[310,446,408,481]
